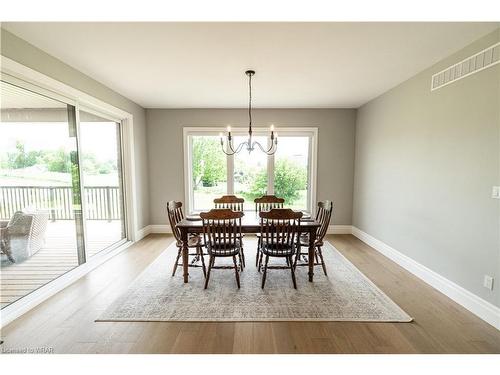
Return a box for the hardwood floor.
[1,233,499,354]
[1,221,122,307]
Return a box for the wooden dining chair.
[213,195,246,270]
[254,195,285,267]
[167,201,206,278]
[214,195,245,211]
[200,209,244,289]
[258,208,303,289]
[294,200,333,276]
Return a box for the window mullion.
[267,137,274,195]
[227,152,234,195]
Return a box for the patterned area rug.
[97,241,412,322]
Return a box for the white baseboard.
[136,224,171,239]
[327,225,353,234]
[135,225,152,240]
[1,240,133,328]
[351,226,500,331]
[149,224,172,233]
[141,224,352,236]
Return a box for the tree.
[192,137,226,187]
[273,159,307,203]
[6,141,41,169]
[43,148,71,173]
[246,158,307,204]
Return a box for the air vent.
[431,42,500,91]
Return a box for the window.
[233,135,268,211]
[184,128,317,214]
[190,135,228,211]
[274,136,310,210]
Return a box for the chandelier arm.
[220,141,236,155]
[228,139,237,153]
[253,140,277,155]
[234,141,248,154]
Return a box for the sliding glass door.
[0,79,128,309]
[0,81,84,308]
[79,110,126,256]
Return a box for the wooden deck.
[1,220,123,308]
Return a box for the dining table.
[176,211,321,283]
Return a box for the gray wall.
[353,29,500,306]
[0,29,150,231]
[146,108,356,225]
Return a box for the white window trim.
[183,126,318,215]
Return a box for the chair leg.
[240,247,246,269]
[232,255,241,289]
[256,237,261,267]
[238,253,244,271]
[261,255,269,289]
[198,246,207,278]
[317,246,328,276]
[172,248,182,276]
[258,251,264,272]
[204,255,214,289]
[314,251,319,264]
[289,255,297,289]
[293,244,301,269]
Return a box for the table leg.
[180,227,189,283]
[308,228,316,282]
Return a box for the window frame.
[183,127,318,215]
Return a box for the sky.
[0,121,119,161]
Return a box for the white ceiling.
[2,22,498,108]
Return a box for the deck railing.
[0,186,122,221]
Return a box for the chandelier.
[220,70,278,155]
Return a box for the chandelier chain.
[248,72,252,132]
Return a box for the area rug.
[97,241,412,322]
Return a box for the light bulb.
[227,125,231,132]
[270,124,274,131]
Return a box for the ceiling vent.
[431,41,500,91]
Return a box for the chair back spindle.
[259,209,302,256]
[213,195,245,212]
[315,200,333,243]
[254,195,285,212]
[167,201,184,242]
[200,209,243,256]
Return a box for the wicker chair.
[254,195,285,267]
[258,208,302,289]
[294,200,333,276]
[167,201,206,278]
[0,210,49,263]
[200,209,244,289]
[214,195,246,269]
